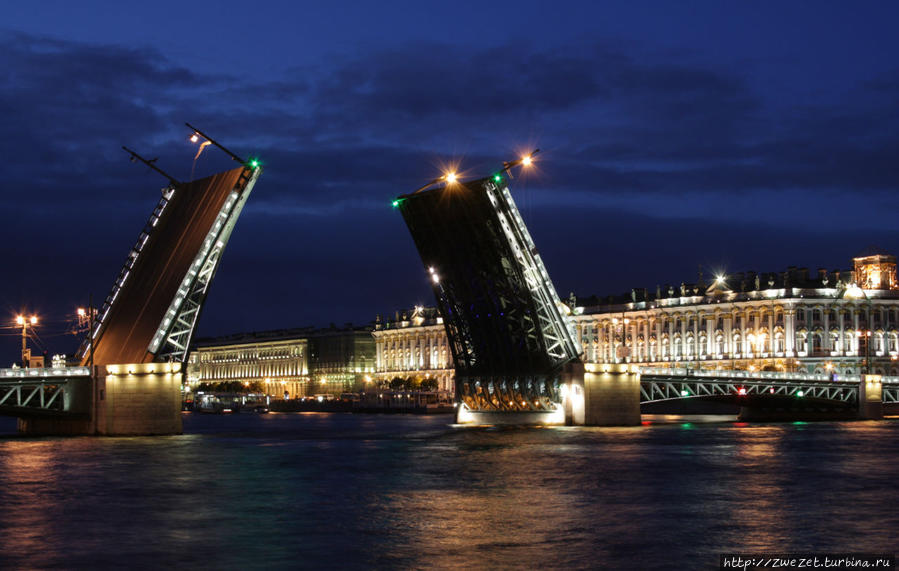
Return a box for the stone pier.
[858,374,884,420]
[573,363,642,426]
[18,362,183,436]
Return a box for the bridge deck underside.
[398,177,579,409]
[87,168,246,366]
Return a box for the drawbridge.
[5,129,261,434]
[394,155,887,424]
[79,162,260,366]
[394,155,581,416]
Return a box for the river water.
[0,413,896,570]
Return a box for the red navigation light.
[737,387,747,396]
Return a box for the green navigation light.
[796,390,805,397]
[493,173,503,183]
[249,158,260,169]
[392,200,400,208]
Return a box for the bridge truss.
[0,367,91,415]
[883,383,899,404]
[640,377,858,404]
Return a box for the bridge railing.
[0,367,93,415]
[1,366,92,379]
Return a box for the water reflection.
[0,415,895,569]
[0,442,58,567]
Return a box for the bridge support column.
[858,375,883,420]
[93,363,183,435]
[579,363,641,426]
[562,362,586,425]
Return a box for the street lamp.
[15,314,38,367]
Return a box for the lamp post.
[15,314,38,367]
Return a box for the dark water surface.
[0,413,896,570]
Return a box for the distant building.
[372,306,454,392]
[571,252,899,376]
[188,252,899,395]
[372,252,899,383]
[187,324,375,397]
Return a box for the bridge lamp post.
[15,315,38,367]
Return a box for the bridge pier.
[858,375,883,420]
[17,363,183,436]
[568,363,641,426]
[92,363,183,435]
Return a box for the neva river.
[0,413,896,569]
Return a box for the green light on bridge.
[680,389,689,397]
[796,390,805,397]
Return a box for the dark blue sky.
[3,1,899,363]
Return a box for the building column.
[785,309,795,354]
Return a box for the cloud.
[2,29,899,362]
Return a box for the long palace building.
[373,251,899,385]
[189,252,899,395]
[186,325,375,397]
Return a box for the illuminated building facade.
[572,255,899,376]
[187,325,375,397]
[373,253,899,383]
[372,306,454,391]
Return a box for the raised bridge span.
[7,144,261,435]
[395,159,889,425]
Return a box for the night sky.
[3,1,899,364]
